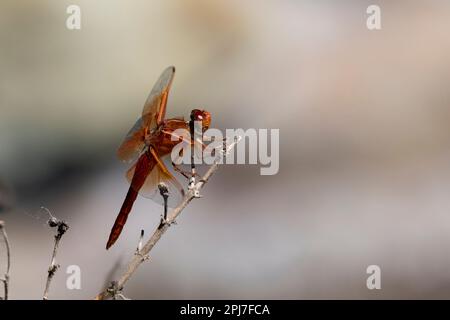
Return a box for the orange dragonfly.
[106,66,211,249]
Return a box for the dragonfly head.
[191,109,211,132]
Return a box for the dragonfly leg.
[171,162,201,180]
[172,162,190,179]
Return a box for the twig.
[116,293,131,300]
[0,220,11,300]
[189,112,197,189]
[42,208,69,300]
[104,280,133,300]
[135,229,144,254]
[158,183,169,222]
[95,162,221,300]
[95,134,240,300]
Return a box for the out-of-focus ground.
[1,0,450,299]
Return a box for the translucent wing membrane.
[126,153,185,208]
[117,118,146,163]
[117,66,176,163]
[142,66,175,131]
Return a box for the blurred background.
[1,0,450,299]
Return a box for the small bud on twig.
[41,207,69,300]
[158,183,170,222]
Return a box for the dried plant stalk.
[95,162,220,300]
[42,209,69,300]
[0,220,11,300]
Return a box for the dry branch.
[42,208,69,300]
[95,162,220,300]
[0,220,11,300]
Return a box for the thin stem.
[95,162,220,300]
[0,220,11,300]
[158,183,169,221]
[136,230,144,253]
[189,112,197,183]
[95,135,240,300]
[42,212,69,300]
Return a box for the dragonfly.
[106,66,211,249]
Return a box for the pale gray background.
[1,0,450,299]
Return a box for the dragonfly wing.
[116,66,175,163]
[142,66,175,131]
[117,117,146,163]
[107,152,155,249]
[126,153,185,208]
